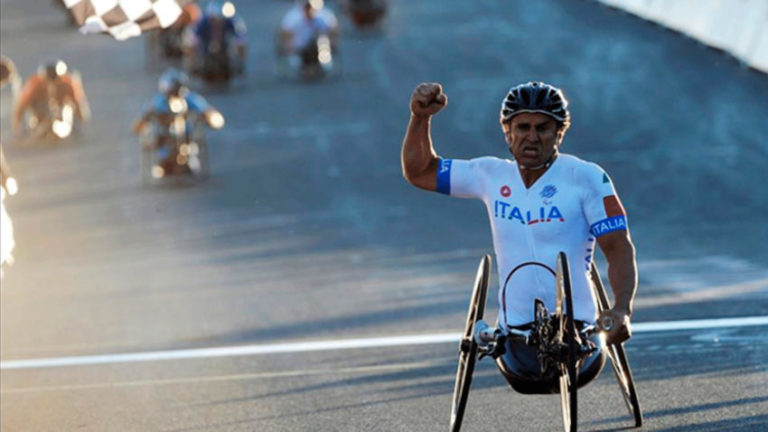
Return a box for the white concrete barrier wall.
[596,0,768,73]
[752,25,768,71]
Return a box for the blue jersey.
[148,92,209,115]
[193,15,246,48]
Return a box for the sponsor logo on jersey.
[500,185,511,197]
[494,200,565,224]
[540,184,558,199]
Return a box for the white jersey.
[280,6,338,51]
[436,154,628,326]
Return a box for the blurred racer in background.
[1,59,19,277]
[12,59,90,138]
[345,0,387,29]
[184,0,246,81]
[0,147,17,196]
[1,55,21,100]
[178,3,203,33]
[0,146,15,278]
[151,2,202,59]
[279,0,339,70]
[1,57,19,194]
[133,68,224,177]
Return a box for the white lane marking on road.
[1,316,766,371]
[1,360,454,394]
[633,316,768,332]
[0,334,460,370]
[634,278,766,308]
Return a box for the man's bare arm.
[132,109,154,135]
[12,80,37,133]
[596,229,638,345]
[401,83,447,191]
[70,72,90,122]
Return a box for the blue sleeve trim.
[153,93,167,112]
[436,158,452,195]
[186,93,208,113]
[590,215,627,237]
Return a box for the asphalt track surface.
[1,0,767,431]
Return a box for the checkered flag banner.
[62,0,192,40]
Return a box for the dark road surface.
[1,0,766,431]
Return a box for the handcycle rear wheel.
[555,252,579,432]
[590,262,643,428]
[449,254,491,432]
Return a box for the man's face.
[503,113,563,167]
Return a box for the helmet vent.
[520,90,530,106]
[499,81,570,123]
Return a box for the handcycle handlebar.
[475,320,502,343]
[474,318,604,359]
[599,315,615,332]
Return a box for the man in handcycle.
[400,81,637,394]
[133,68,224,178]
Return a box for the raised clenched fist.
[410,82,447,118]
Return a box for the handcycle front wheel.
[590,262,643,428]
[450,254,491,432]
[556,252,579,432]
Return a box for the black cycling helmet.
[158,68,189,96]
[500,81,570,124]
[38,59,68,80]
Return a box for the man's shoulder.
[24,75,44,87]
[465,155,513,167]
[557,153,620,196]
[318,8,338,23]
[281,7,303,28]
[559,153,607,178]
[452,156,514,175]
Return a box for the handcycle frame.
[450,253,642,432]
[20,99,77,143]
[139,110,210,186]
